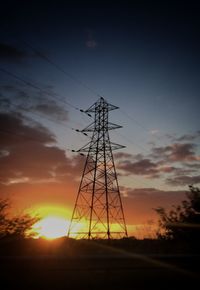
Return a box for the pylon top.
[85,97,119,113]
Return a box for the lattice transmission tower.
[68,97,128,239]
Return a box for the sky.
[0,1,200,238]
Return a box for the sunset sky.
[0,1,200,238]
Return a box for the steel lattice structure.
[68,97,128,239]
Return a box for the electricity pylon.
[68,97,128,239]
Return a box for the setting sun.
[33,216,70,239]
[29,205,84,239]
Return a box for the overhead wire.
[118,108,179,188]
[113,131,150,155]
[20,39,102,98]
[119,108,150,133]
[0,67,79,110]
[0,90,79,151]
[0,39,171,191]
[0,128,72,151]
[0,108,72,151]
[4,39,169,151]
[33,44,177,189]
[0,88,86,146]
[1,41,171,167]
[110,121,167,189]
[119,107,172,150]
[0,100,89,154]
[2,40,157,149]
[0,66,88,135]
[3,99,74,131]
[0,70,87,152]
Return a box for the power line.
[1,96,75,132]
[0,41,170,190]
[119,107,172,149]
[0,67,79,110]
[111,128,167,190]
[21,39,102,98]
[1,101,90,154]
[119,108,150,133]
[0,62,170,162]
[0,68,94,153]
[0,96,84,153]
[0,103,73,151]
[21,39,160,140]
[116,131,150,155]
[1,40,171,151]
[0,125,165,190]
[0,128,43,143]
[0,128,70,151]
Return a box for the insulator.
[75,129,80,132]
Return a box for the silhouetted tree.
[155,185,200,242]
[0,199,39,239]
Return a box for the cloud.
[32,100,69,121]
[117,155,175,178]
[0,112,83,185]
[116,142,200,183]
[168,143,198,161]
[174,131,200,142]
[121,187,186,199]
[118,158,159,176]
[151,143,200,162]
[173,166,198,176]
[159,165,176,173]
[164,131,200,143]
[0,143,82,184]
[0,112,55,146]
[151,145,171,158]
[166,175,200,186]
[0,43,28,62]
[114,152,143,160]
[185,163,200,170]
[0,85,69,122]
[120,186,187,223]
[0,85,16,91]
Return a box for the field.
[1,238,199,289]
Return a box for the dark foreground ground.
[1,238,199,290]
[1,255,199,290]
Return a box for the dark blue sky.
[1,1,199,118]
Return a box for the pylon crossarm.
[107,122,122,130]
[81,122,95,132]
[81,122,122,132]
[109,142,126,150]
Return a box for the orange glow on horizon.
[28,204,157,240]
